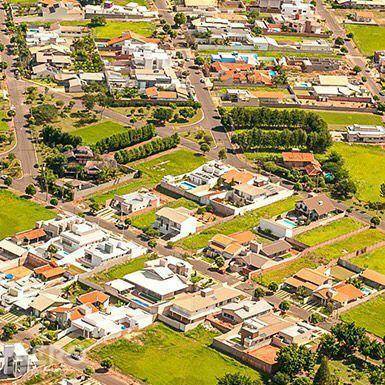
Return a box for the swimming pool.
[180,181,196,190]
[278,218,297,229]
[131,298,149,307]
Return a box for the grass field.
[341,294,385,337]
[93,21,156,39]
[315,111,382,131]
[329,360,370,385]
[0,190,55,239]
[91,323,265,385]
[261,229,385,285]
[345,24,385,56]
[178,195,297,251]
[332,142,385,202]
[91,150,206,205]
[90,254,150,284]
[295,217,364,246]
[351,247,385,274]
[70,121,127,145]
[63,337,94,353]
[131,198,199,230]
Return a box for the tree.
[371,216,381,227]
[253,287,265,300]
[174,12,186,27]
[3,176,12,186]
[353,65,362,74]
[100,358,113,371]
[313,357,333,385]
[200,142,210,154]
[276,344,315,376]
[218,148,227,160]
[148,239,157,248]
[380,183,385,200]
[1,322,17,341]
[279,300,290,312]
[88,198,100,215]
[25,184,36,197]
[7,109,15,118]
[215,256,225,269]
[152,108,173,124]
[268,282,278,292]
[83,366,94,377]
[194,56,205,66]
[50,197,58,206]
[334,37,344,46]
[217,372,258,385]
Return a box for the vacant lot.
[90,254,150,284]
[70,121,127,145]
[131,198,199,230]
[332,142,385,202]
[0,190,55,239]
[93,21,156,39]
[261,229,385,285]
[178,195,297,251]
[91,323,264,385]
[295,217,364,246]
[351,247,385,274]
[91,150,206,205]
[345,24,385,56]
[341,295,385,337]
[63,337,94,353]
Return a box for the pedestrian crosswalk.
[0,312,25,325]
[275,289,291,300]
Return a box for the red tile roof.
[78,290,109,305]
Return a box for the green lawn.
[329,360,370,385]
[91,150,206,205]
[115,0,147,5]
[0,190,55,239]
[341,294,385,337]
[131,198,199,230]
[332,142,385,202]
[178,195,297,251]
[93,21,156,39]
[70,121,127,145]
[345,24,385,56]
[351,247,385,274]
[91,323,265,385]
[63,337,95,353]
[315,111,382,131]
[90,254,150,284]
[261,229,385,285]
[295,217,364,246]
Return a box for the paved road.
[316,0,382,100]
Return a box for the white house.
[145,256,192,277]
[346,124,385,143]
[153,207,198,241]
[112,190,160,215]
[0,343,38,377]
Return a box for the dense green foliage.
[42,125,82,148]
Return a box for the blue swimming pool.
[132,298,149,307]
[180,181,196,190]
[278,218,297,229]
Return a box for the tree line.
[231,127,332,153]
[42,125,82,148]
[115,134,180,164]
[94,124,156,154]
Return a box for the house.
[207,234,245,260]
[258,218,293,238]
[145,256,192,277]
[312,282,364,309]
[153,207,198,241]
[166,285,247,328]
[124,266,189,302]
[12,228,47,246]
[34,264,66,281]
[232,184,282,206]
[82,238,147,267]
[219,299,273,325]
[0,343,38,377]
[64,146,94,165]
[47,303,98,328]
[183,0,218,7]
[0,240,28,261]
[231,252,276,274]
[361,269,385,289]
[295,194,340,222]
[284,267,332,293]
[220,169,257,187]
[40,0,84,20]
[29,292,70,317]
[346,124,385,143]
[261,240,292,259]
[111,190,160,215]
[78,291,110,308]
[282,151,322,176]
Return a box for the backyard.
[261,228,385,285]
[0,190,55,239]
[90,254,150,284]
[345,24,385,56]
[332,142,385,202]
[178,195,298,251]
[90,323,265,385]
[351,247,385,274]
[340,294,385,337]
[295,217,364,246]
[91,149,207,205]
[130,198,200,230]
[69,121,128,145]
